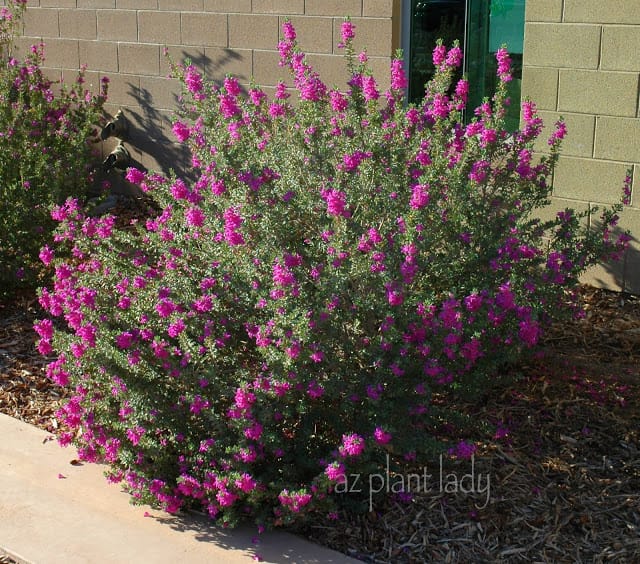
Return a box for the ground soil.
[1,285,638,563]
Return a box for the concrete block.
[533,196,590,227]
[77,0,116,7]
[138,11,181,45]
[308,52,390,90]
[40,0,75,6]
[251,49,288,87]
[79,40,118,72]
[181,12,228,47]
[116,0,158,9]
[558,70,639,117]
[594,116,640,163]
[81,69,108,96]
[525,0,562,22]
[203,0,251,12]
[523,23,601,69]
[23,8,59,38]
[305,0,363,17]
[553,155,631,204]
[253,0,304,14]
[118,43,160,75]
[581,260,625,292]
[252,50,388,92]
[363,0,395,17]
[139,75,181,111]
[205,47,252,82]
[623,253,640,294]
[59,9,97,41]
[521,66,558,110]
[97,9,138,42]
[158,0,203,10]
[564,0,640,25]
[12,37,41,58]
[228,14,279,50]
[41,38,79,69]
[332,17,393,57]
[534,111,596,158]
[601,25,640,72]
[159,45,208,77]
[280,16,334,54]
[100,72,140,106]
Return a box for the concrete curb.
[0,414,358,564]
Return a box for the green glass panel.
[408,0,466,102]
[467,0,525,130]
[408,0,525,130]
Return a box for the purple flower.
[410,184,430,210]
[373,427,392,444]
[172,121,191,142]
[39,245,54,266]
[390,59,407,90]
[496,47,512,82]
[362,75,379,101]
[185,206,205,228]
[339,21,355,47]
[339,433,365,457]
[282,20,296,42]
[168,318,186,338]
[449,440,476,460]
[325,462,346,483]
[432,44,447,67]
[185,65,204,96]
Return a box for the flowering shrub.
[0,0,107,296]
[37,21,629,527]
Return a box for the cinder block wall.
[14,0,400,176]
[522,0,640,293]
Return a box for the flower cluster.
[37,21,630,528]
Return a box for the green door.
[408,0,525,129]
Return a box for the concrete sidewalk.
[0,414,358,564]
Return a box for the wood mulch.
[1,285,638,563]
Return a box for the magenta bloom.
[185,65,203,95]
[339,21,356,46]
[34,318,54,340]
[449,440,477,460]
[322,188,348,217]
[167,318,186,337]
[39,245,54,266]
[282,20,296,42]
[390,59,408,90]
[235,473,257,493]
[339,433,365,457]
[410,184,430,210]
[172,121,191,142]
[519,319,540,347]
[446,46,463,68]
[432,44,447,66]
[125,167,145,185]
[325,462,346,483]
[496,48,512,81]
[185,206,205,228]
[223,76,241,96]
[373,427,392,445]
[362,75,380,101]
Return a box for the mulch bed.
[1,286,638,563]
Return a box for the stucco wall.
[14,0,400,175]
[522,0,640,293]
